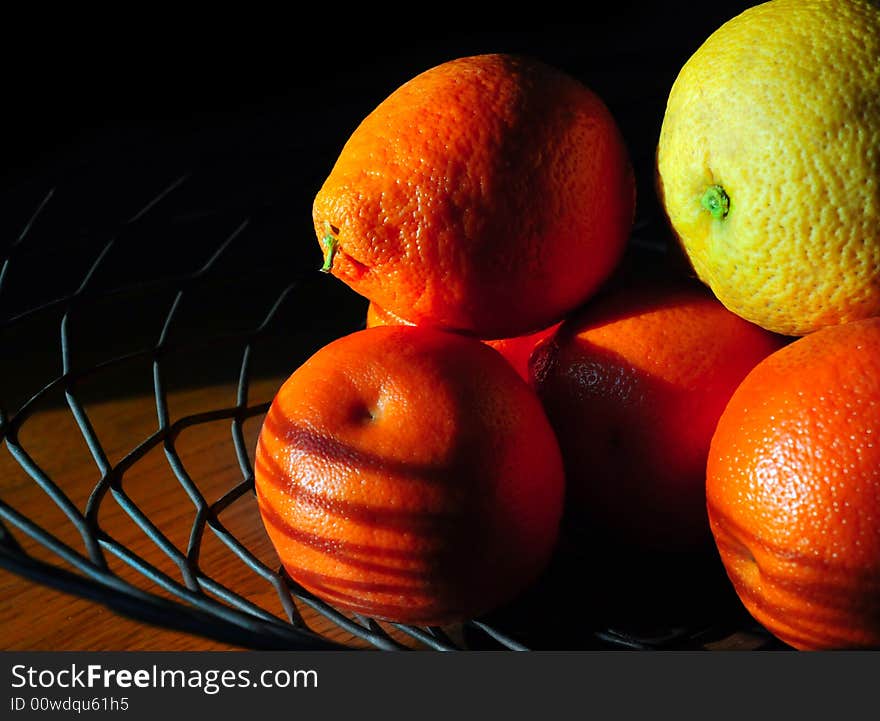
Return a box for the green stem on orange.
[320,233,338,273]
[701,184,730,220]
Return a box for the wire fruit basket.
[0,85,786,652]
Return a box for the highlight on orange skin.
[254,325,565,625]
[707,317,880,650]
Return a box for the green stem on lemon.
[320,233,338,273]
[701,184,730,220]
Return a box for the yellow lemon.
[657,0,880,336]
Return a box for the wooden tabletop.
[0,377,398,651]
[0,263,774,652]
[1,374,775,651]
[0,231,771,653]
[2,381,244,651]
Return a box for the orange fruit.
[313,53,635,339]
[254,325,565,625]
[707,317,880,650]
[484,326,562,386]
[366,301,559,384]
[365,300,412,330]
[531,280,785,550]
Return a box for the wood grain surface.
[0,376,773,651]
[0,258,773,652]
[0,378,405,651]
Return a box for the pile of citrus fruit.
[255,0,880,649]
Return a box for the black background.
[1,5,758,396]
[1,6,759,322]
[3,8,757,191]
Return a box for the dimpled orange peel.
[254,326,566,625]
[708,317,880,649]
[313,53,635,339]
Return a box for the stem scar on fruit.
[701,184,730,220]
[320,222,339,273]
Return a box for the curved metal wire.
[0,175,783,652]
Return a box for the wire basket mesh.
[0,107,786,652]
